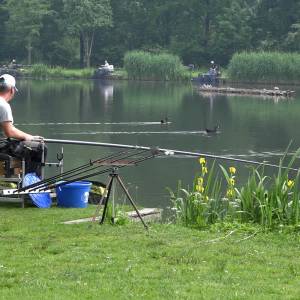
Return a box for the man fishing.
[0,74,45,177]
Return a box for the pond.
[13,79,300,208]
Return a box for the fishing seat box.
[0,153,23,177]
[0,154,25,207]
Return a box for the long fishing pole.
[43,138,300,172]
[38,148,151,191]
[40,149,160,191]
[18,148,150,193]
[16,149,127,193]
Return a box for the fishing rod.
[16,149,125,193]
[40,149,156,191]
[44,149,160,191]
[43,138,300,172]
[19,149,130,193]
[18,148,150,193]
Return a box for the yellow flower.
[199,157,206,165]
[195,185,204,193]
[197,177,204,185]
[202,167,208,174]
[287,180,294,188]
[229,178,235,186]
[226,189,234,197]
[229,167,236,174]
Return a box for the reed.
[124,51,189,81]
[227,51,300,82]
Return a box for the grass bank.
[227,51,300,84]
[21,56,191,81]
[0,205,300,299]
[22,64,95,79]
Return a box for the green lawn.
[0,205,299,299]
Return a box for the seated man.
[208,67,217,76]
[0,74,45,177]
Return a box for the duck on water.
[205,124,220,134]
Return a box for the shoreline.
[1,66,300,86]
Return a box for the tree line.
[0,0,299,68]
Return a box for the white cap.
[0,74,18,92]
[211,61,214,64]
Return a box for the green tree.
[63,0,112,68]
[209,0,254,64]
[0,0,9,62]
[39,0,79,66]
[252,0,300,50]
[285,23,300,51]
[5,0,51,64]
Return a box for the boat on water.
[192,73,221,86]
[94,60,114,79]
[192,64,222,86]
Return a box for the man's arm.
[1,121,33,141]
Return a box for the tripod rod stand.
[93,167,148,229]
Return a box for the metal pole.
[43,138,300,172]
[41,142,45,179]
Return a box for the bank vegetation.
[227,52,300,83]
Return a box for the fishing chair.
[0,143,64,207]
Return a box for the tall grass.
[227,51,300,82]
[25,64,95,79]
[170,149,300,229]
[124,51,189,81]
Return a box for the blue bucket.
[56,181,92,208]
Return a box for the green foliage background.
[0,0,299,68]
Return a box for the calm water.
[13,79,300,208]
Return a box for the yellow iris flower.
[287,180,294,188]
[199,157,206,165]
[202,167,208,174]
[229,167,236,174]
[198,177,203,185]
[195,185,204,193]
[226,189,234,197]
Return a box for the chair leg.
[21,158,25,208]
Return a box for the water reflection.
[98,81,114,102]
